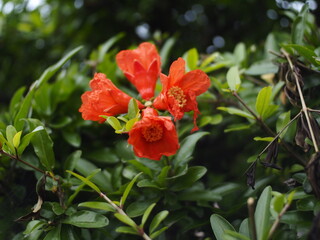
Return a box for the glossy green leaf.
[28,119,55,170]
[18,126,44,155]
[186,48,199,70]
[6,125,17,152]
[255,86,278,120]
[50,202,65,216]
[150,226,169,239]
[78,201,115,212]
[156,166,171,187]
[127,98,140,119]
[199,114,223,127]
[12,131,22,149]
[178,189,222,201]
[43,224,61,240]
[170,166,207,191]
[14,90,34,131]
[115,226,139,235]
[270,193,285,218]
[66,170,101,193]
[217,107,254,119]
[107,117,122,131]
[210,214,237,240]
[60,225,80,240]
[234,42,246,64]
[125,118,138,131]
[141,203,156,228]
[114,213,137,228]
[255,186,272,240]
[149,210,169,234]
[120,172,143,207]
[62,210,108,228]
[253,137,274,142]
[226,66,241,91]
[174,132,209,166]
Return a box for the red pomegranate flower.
[79,73,143,123]
[128,107,180,160]
[153,58,210,132]
[116,42,161,100]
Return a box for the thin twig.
[282,49,319,152]
[257,111,302,158]
[100,192,152,240]
[267,201,291,239]
[232,91,306,165]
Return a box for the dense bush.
[1,1,320,240]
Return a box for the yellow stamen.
[167,86,186,107]
[142,123,163,142]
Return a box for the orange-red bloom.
[116,42,161,100]
[79,73,143,123]
[128,107,179,160]
[153,58,210,132]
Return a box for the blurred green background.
[0,0,318,104]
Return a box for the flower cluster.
[79,42,210,160]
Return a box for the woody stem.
[282,49,319,153]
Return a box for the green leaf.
[245,61,278,75]
[128,160,153,178]
[62,210,109,228]
[14,90,34,131]
[149,210,169,234]
[60,225,80,240]
[50,202,65,216]
[78,201,115,212]
[98,33,124,62]
[210,214,237,240]
[127,98,140,119]
[33,46,83,90]
[107,117,122,131]
[255,86,278,120]
[234,42,246,64]
[28,119,55,170]
[170,166,207,191]
[239,218,250,238]
[270,192,285,218]
[141,203,156,228]
[150,226,169,239]
[66,170,101,193]
[283,44,317,65]
[199,114,223,127]
[18,126,44,155]
[9,86,26,117]
[115,226,139,235]
[185,48,199,70]
[13,131,22,149]
[156,166,171,187]
[178,189,221,202]
[217,107,255,119]
[253,137,274,142]
[174,132,209,166]
[255,186,272,240]
[226,66,241,91]
[114,213,137,228]
[160,37,176,67]
[125,118,138,131]
[6,125,17,152]
[225,230,251,240]
[43,224,61,240]
[64,150,82,178]
[291,4,309,45]
[120,172,143,207]
[276,111,291,138]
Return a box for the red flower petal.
[128,107,179,160]
[79,73,143,123]
[116,42,161,100]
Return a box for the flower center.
[167,86,186,107]
[142,123,163,142]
